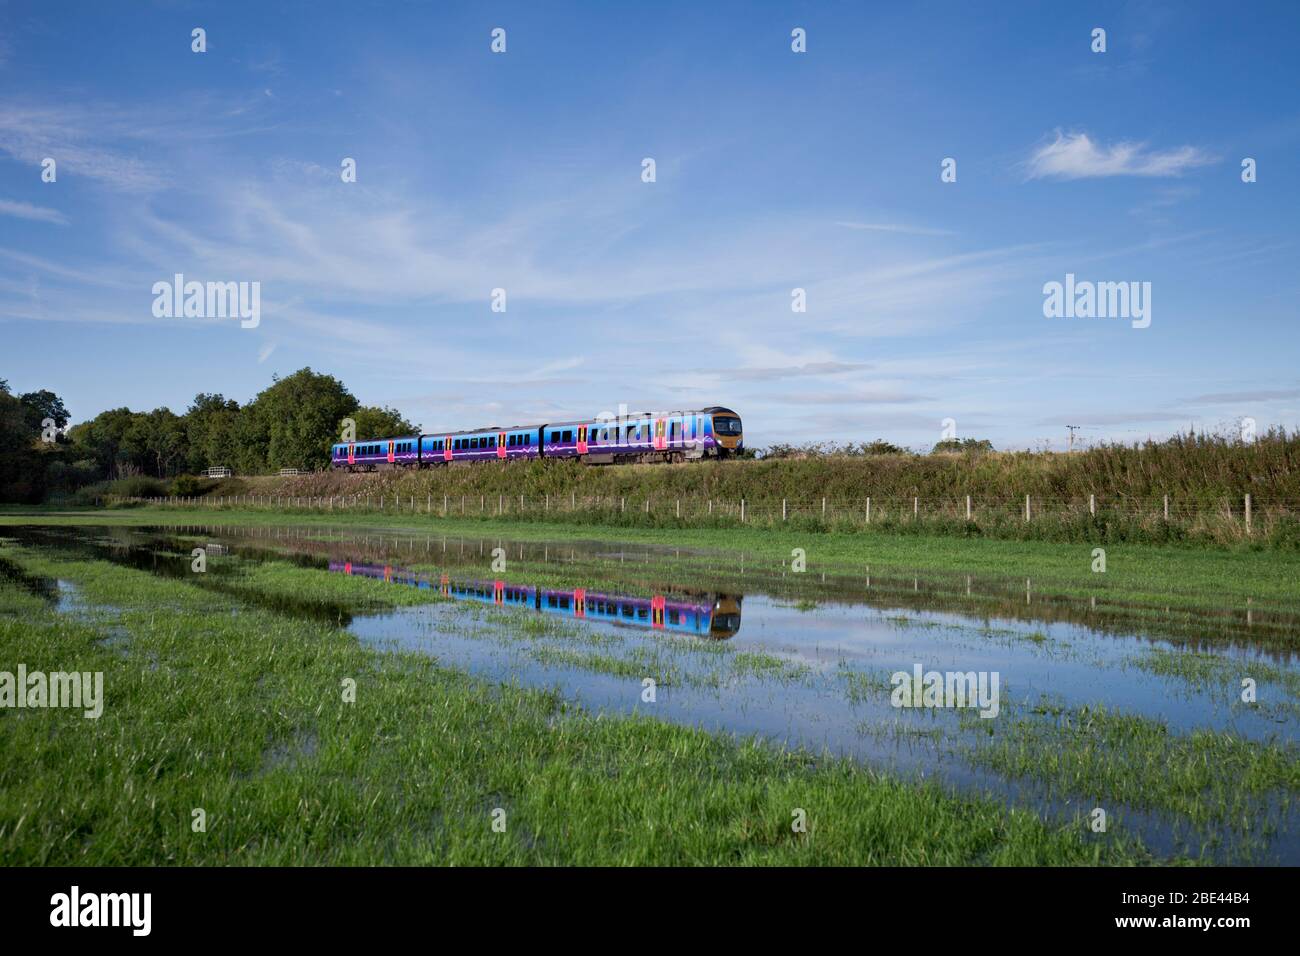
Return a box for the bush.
[105,476,170,499]
[171,474,204,497]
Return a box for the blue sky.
[2,0,1297,451]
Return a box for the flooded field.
[4,521,1299,864]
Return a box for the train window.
[668,610,680,625]
[562,430,572,442]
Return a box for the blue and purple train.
[328,559,743,639]
[331,406,743,471]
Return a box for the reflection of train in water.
[329,560,742,639]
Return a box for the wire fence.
[102,491,1280,533]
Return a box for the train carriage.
[330,436,420,471]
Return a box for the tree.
[185,393,241,472]
[0,390,43,501]
[349,405,417,440]
[932,438,994,455]
[242,368,357,471]
[19,389,70,434]
[67,407,143,478]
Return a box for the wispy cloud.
[1186,386,1300,403]
[712,361,869,382]
[0,199,67,225]
[1024,131,1215,181]
[834,221,955,237]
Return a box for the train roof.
[332,434,420,447]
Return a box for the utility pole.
[1066,424,1080,452]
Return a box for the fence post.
[708,499,713,515]
[498,494,503,514]
[866,497,871,523]
[740,499,746,523]
[966,495,971,520]
[545,494,549,512]
[427,494,431,513]
[1163,494,1169,520]
[571,492,575,510]
[443,495,448,516]
[822,497,826,518]
[913,496,918,519]
[1025,494,1031,522]
[676,499,680,518]
[782,499,787,521]
[1089,493,1095,516]
[620,497,625,513]
[1245,494,1252,534]
[519,494,524,512]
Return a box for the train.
[328,560,743,639]
[331,405,743,471]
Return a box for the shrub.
[171,474,204,497]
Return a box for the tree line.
[1,368,414,503]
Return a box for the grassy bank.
[0,545,1160,865]
[62,428,1300,549]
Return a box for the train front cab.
[705,406,743,458]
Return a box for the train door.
[347,442,355,465]
[654,418,667,450]
[494,581,504,605]
[574,588,586,618]
[496,432,506,459]
[651,594,666,629]
[443,436,452,462]
[577,425,588,455]
[386,440,395,464]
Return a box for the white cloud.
[1024,131,1215,180]
[0,199,67,225]
[834,221,955,237]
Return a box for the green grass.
[0,543,1165,865]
